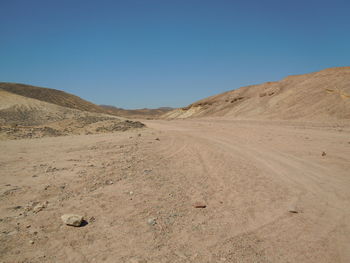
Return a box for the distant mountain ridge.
[100,105,173,119]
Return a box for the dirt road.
[1,119,350,262]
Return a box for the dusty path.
[1,119,350,262]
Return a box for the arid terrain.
[1,118,350,262]
[100,105,173,120]
[164,67,350,121]
[1,67,350,262]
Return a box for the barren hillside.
[164,67,350,121]
[0,90,144,140]
[100,105,173,119]
[0,83,106,114]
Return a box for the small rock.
[129,191,134,195]
[147,218,157,226]
[155,138,160,141]
[288,205,298,213]
[105,180,113,185]
[29,240,34,245]
[44,185,50,190]
[33,202,48,214]
[144,169,152,174]
[193,202,207,208]
[30,231,38,235]
[61,214,84,227]
[322,151,326,156]
[26,225,31,228]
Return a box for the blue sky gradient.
[1,0,349,108]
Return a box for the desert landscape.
[1,67,350,262]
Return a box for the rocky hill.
[164,67,350,121]
[0,87,144,140]
[0,83,105,114]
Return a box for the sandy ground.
[1,118,350,263]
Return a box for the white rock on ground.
[61,214,84,227]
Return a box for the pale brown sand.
[1,118,350,262]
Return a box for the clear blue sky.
[1,0,349,109]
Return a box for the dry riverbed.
[1,118,350,263]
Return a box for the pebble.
[105,180,114,185]
[322,151,326,156]
[29,240,34,245]
[144,169,152,174]
[147,218,157,226]
[193,202,207,208]
[33,202,48,214]
[288,205,298,213]
[61,214,84,227]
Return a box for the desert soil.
[1,118,350,263]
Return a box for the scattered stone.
[33,202,48,214]
[29,240,34,245]
[147,218,157,226]
[61,214,84,227]
[322,151,326,156]
[144,169,152,174]
[129,191,134,195]
[26,225,31,228]
[105,180,114,185]
[44,185,50,190]
[155,138,160,141]
[193,202,207,208]
[89,216,96,223]
[288,205,298,213]
[30,230,38,235]
[138,133,142,137]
